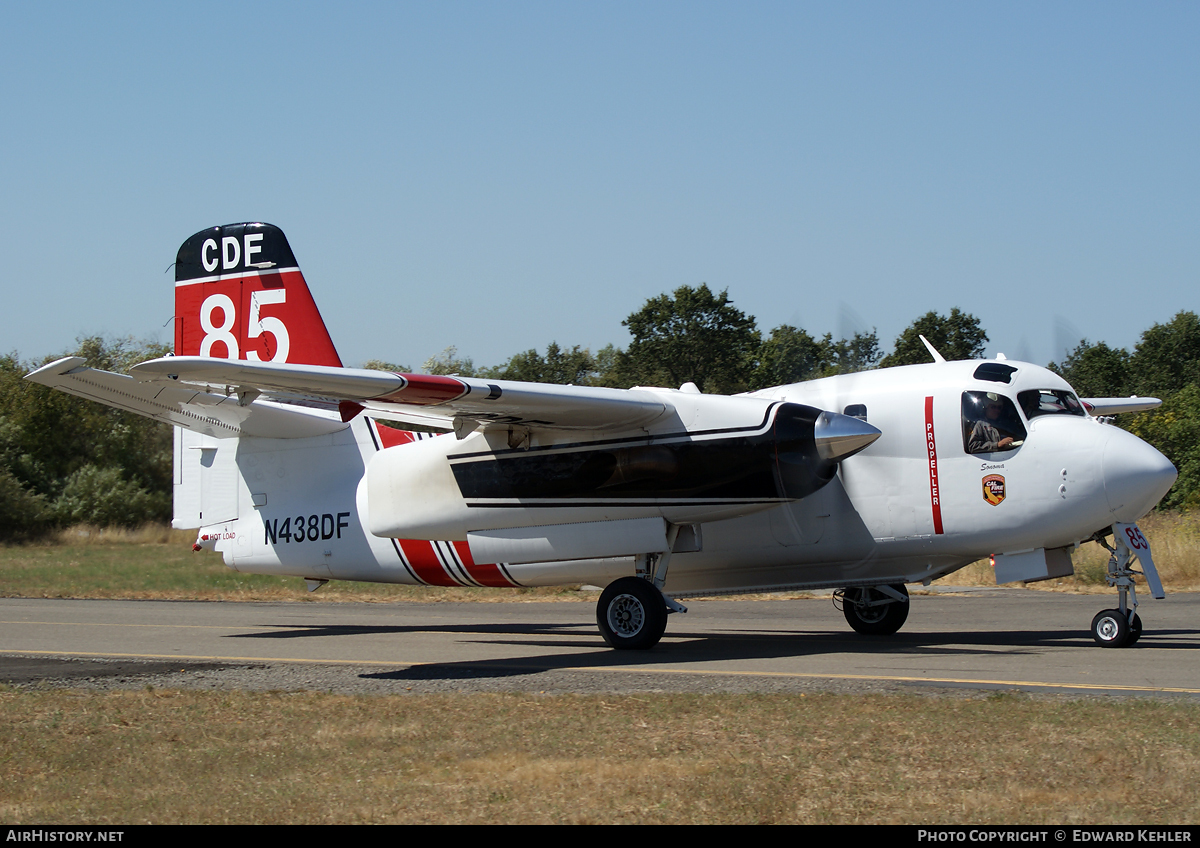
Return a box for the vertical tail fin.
[174,223,342,367]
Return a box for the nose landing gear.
[1090,608,1143,647]
[1089,523,1161,648]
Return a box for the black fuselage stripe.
[496,562,522,585]
[390,538,423,584]
[434,540,476,586]
[366,419,382,451]
[446,403,781,460]
[464,499,790,508]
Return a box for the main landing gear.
[836,584,910,636]
[596,529,687,650]
[597,577,670,650]
[1088,523,1162,648]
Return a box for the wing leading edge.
[25,357,347,439]
[130,356,670,434]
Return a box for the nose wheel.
[838,584,910,635]
[1091,609,1142,648]
[1089,523,1160,647]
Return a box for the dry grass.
[4,524,1199,825]
[47,525,198,546]
[1,688,1197,824]
[942,511,1200,592]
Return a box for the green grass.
[0,525,589,602]
[0,527,298,599]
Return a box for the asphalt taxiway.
[2,590,1198,698]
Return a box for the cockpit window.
[1019,389,1086,420]
[973,362,1018,384]
[962,391,1027,454]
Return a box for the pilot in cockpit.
[967,392,1018,453]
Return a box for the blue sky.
[2,2,1197,373]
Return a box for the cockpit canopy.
[1018,389,1086,420]
[961,387,1087,455]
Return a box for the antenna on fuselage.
[919,335,947,364]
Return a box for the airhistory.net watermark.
[6,832,122,842]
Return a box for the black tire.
[842,584,910,635]
[1128,613,1143,645]
[597,577,668,650]
[1091,609,1133,648]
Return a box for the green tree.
[749,325,825,389]
[1049,340,1132,398]
[75,335,171,374]
[617,284,761,393]
[816,329,883,377]
[0,336,173,538]
[485,342,600,385]
[0,467,51,540]
[1129,311,1200,398]
[1124,384,1200,510]
[1114,312,1200,509]
[1,340,171,502]
[592,344,622,387]
[880,308,988,367]
[361,359,411,373]
[421,346,477,377]
[54,464,166,529]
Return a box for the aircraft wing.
[25,357,348,439]
[130,356,670,433]
[1081,397,1162,416]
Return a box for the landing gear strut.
[837,584,910,635]
[1088,523,1161,648]
[596,527,687,650]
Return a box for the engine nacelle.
[365,401,879,542]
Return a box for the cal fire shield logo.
[982,474,1006,506]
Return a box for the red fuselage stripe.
[925,395,944,535]
[398,539,460,586]
[452,541,517,587]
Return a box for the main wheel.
[842,584,910,636]
[1091,609,1133,648]
[597,577,668,650]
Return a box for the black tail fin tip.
[175,222,298,282]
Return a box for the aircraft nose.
[1102,428,1177,521]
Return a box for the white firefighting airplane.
[28,223,1178,650]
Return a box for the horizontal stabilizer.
[26,357,347,439]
